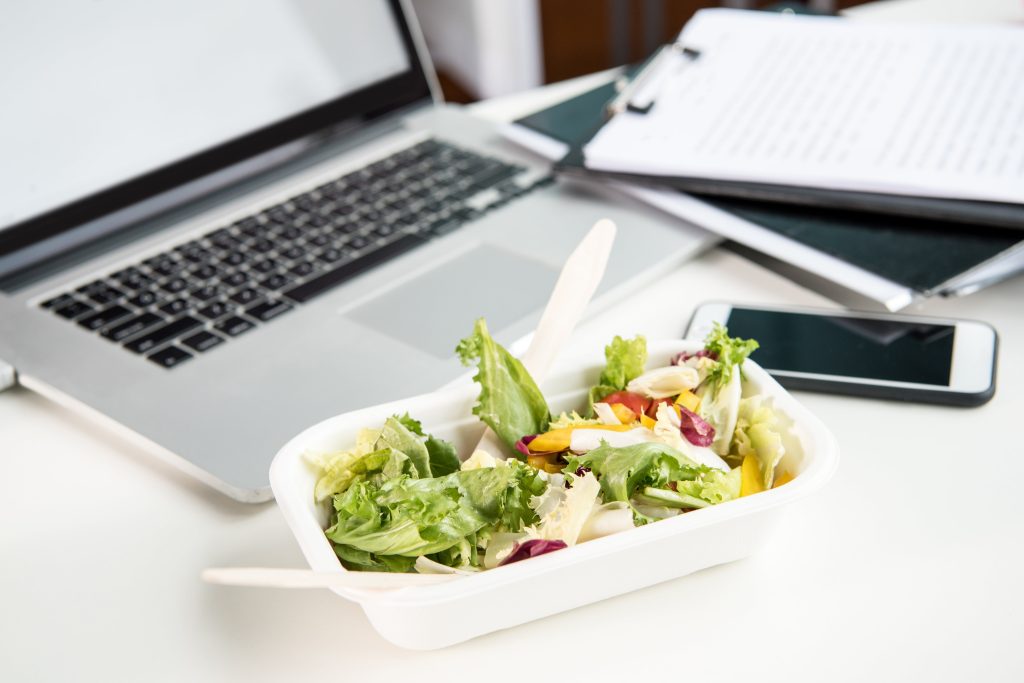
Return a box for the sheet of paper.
[584,9,1024,204]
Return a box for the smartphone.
[686,303,998,406]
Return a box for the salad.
[306,320,793,574]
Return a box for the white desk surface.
[3,2,1023,681]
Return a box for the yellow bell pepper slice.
[674,390,700,413]
[528,428,573,453]
[609,403,637,424]
[527,453,556,471]
[772,471,795,488]
[740,454,766,497]
[639,414,656,430]
[528,424,634,453]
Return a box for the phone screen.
[724,308,955,386]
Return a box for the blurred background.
[410,0,867,102]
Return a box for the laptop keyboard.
[39,140,551,369]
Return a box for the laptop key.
[215,316,256,337]
[102,312,163,342]
[147,345,193,369]
[221,271,249,288]
[160,278,188,294]
[159,299,190,316]
[251,258,277,274]
[259,273,291,291]
[124,315,203,354]
[151,260,185,278]
[190,285,222,302]
[54,300,94,320]
[127,291,160,308]
[429,214,469,237]
[122,273,155,291]
[289,260,317,278]
[245,299,293,322]
[181,330,225,353]
[87,285,125,305]
[229,287,261,304]
[280,245,305,260]
[197,301,234,320]
[190,264,219,281]
[41,293,75,309]
[219,251,247,267]
[283,233,427,304]
[78,304,132,331]
[317,248,345,264]
[77,279,120,301]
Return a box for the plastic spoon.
[201,567,458,590]
[474,218,617,457]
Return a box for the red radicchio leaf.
[498,539,568,566]
[677,405,716,447]
[514,435,538,458]
[671,349,719,365]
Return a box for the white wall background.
[410,0,544,99]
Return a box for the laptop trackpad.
[345,244,558,359]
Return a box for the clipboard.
[565,19,1024,231]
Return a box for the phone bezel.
[685,302,997,396]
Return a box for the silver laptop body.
[0,0,712,501]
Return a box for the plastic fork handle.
[0,360,15,392]
[519,218,617,383]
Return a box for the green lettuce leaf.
[548,411,602,430]
[456,318,550,455]
[565,441,739,523]
[564,441,694,521]
[732,396,786,488]
[676,466,741,505]
[376,416,432,478]
[307,443,415,503]
[389,412,460,476]
[332,544,417,573]
[425,435,460,477]
[587,335,648,409]
[325,460,546,565]
[632,466,740,513]
[308,415,462,501]
[394,412,424,436]
[701,323,758,397]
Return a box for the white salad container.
[269,340,839,650]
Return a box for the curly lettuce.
[306,415,461,502]
[587,334,648,410]
[457,318,551,456]
[701,323,759,397]
[732,396,785,489]
[325,459,547,570]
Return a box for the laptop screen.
[0,0,431,275]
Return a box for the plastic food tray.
[270,340,839,649]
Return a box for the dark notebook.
[515,79,1024,302]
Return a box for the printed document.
[584,10,1024,204]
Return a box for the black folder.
[515,78,1024,300]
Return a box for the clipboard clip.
[607,43,701,118]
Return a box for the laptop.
[0,0,713,501]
